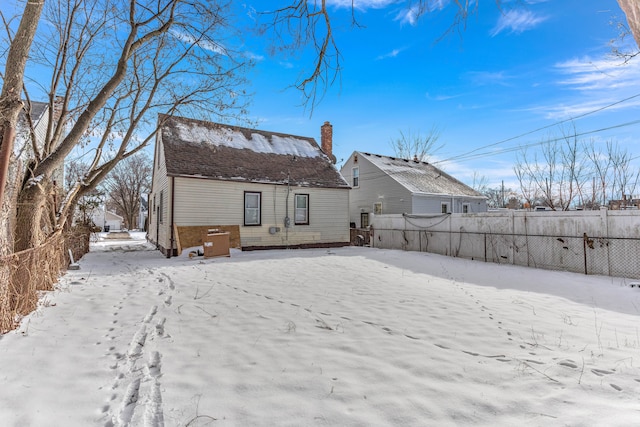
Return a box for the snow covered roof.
[160,115,349,188]
[27,101,48,122]
[16,101,48,133]
[358,151,484,198]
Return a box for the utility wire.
[432,92,640,166]
[435,117,640,166]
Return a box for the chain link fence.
[0,226,91,333]
[371,212,640,280]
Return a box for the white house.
[340,151,487,228]
[3,101,63,251]
[137,194,148,231]
[91,209,124,232]
[148,115,350,256]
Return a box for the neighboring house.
[138,195,149,231]
[92,209,124,232]
[2,102,63,250]
[340,151,487,228]
[14,101,64,187]
[148,115,350,255]
[608,196,639,210]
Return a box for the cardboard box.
[202,229,230,258]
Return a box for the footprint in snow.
[592,369,614,377]
[559,361,578,369]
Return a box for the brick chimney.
[321,121,336,164]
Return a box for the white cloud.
[555,57,640,91]
[527,55,640,120]
[244,52,265,61]
[490,10,547,36]
[170,30,228,55]
[425,92,463,101]
[465,70,513,86]
[395,0,449,26]
[375,47,406,60]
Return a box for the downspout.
[155,206,160,250]
[285,173,291,248]
[168,176,175,258]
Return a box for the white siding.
[173,178,349,248]
[341,153,412,227]
[148,137,171,251]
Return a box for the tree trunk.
[618,0,640,48]
[14,181,48,252]
[0,0,45,212]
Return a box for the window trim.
[352,167,359,188]
[462,203,470,214]
[244,191,262,226]
[294,193,310,225]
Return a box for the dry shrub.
[0,226,90,333]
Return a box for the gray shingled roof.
[28,102,48,122]
[160,115,349,189]
[17,101,48,129]
[359,151,484,197]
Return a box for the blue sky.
[239,1,640,190]
[2,0,639,191]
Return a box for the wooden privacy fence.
[0,227,90,333]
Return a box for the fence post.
[583,233,588,275]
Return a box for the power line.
[435,118,640,166]
[433,92,640,166]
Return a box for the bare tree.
[513,129,587,211]
[258,1,340,112]
[0,0,44,206]
[584,139,639,208]
[470,172,489,194]
[390,127,442,161]
[617,0,640,48]
[1,0,250,252]
[482,187,503,209]
[102,153,151,230]
[258,2,640,109]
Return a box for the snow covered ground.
[1,232,640,426]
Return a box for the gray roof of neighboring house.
[17,101,48,130]
[160,114,350,189]
[357,151,485,198]
[28,101,48,122]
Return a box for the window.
[462,203,470,214]
[373,202,382,215]
[244,192,261,226]
[352,167,359,187]
[294,194,309,225]
[159,191,164,223]
[441,202,450,214]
